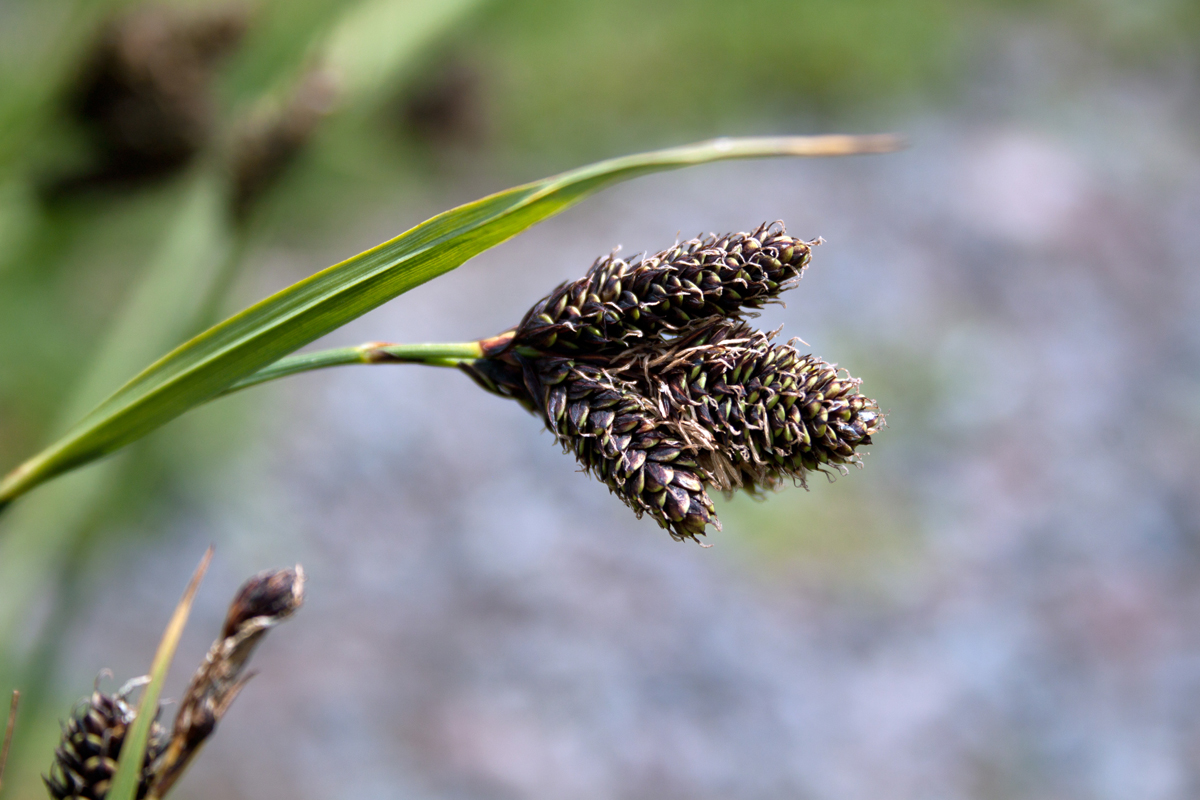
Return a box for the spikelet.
[464,222,882,541]
[44,682,166,800]
[506,222,814,355]
[47,6,246,198]
[230,70,337,220]
[523,357,718,541]
[638,321,883,494]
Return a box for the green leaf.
[107,547,212,800]
[0,134,900,509]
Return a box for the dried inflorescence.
[44,682,167,800]
[464,222,883,542]
[45,566,304,800]
[152,566,305,798]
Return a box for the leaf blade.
[0,134,901,507]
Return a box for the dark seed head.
[644,321,883,493]
[44,684,167,800]
[501,223,814,358]
[463,223,881,542]
[221,566,305,639]
[521,358,718,541]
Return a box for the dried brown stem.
[148,567,305,799]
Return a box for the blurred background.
[2,0,1199,798]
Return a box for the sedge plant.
[1,124,899,800]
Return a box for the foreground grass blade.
[107,548,212,800]
[0,134,901,509]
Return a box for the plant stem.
[220,340,485,395]
[0,341,485,512]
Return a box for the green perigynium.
[464,222,883,542]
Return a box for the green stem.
[220,340,484,395]
[0,340,487,512]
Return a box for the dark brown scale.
[652,321,883,492]
[497,223,814,358]
[522,358,717,541]
[458,223,884,541]
[44,687,167,800]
